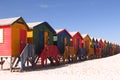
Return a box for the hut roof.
[0,17,21,26]
[55,29,64,33]
[55,29,72,38]
[81,34,88,38]
[27,22,43,29]
[97,38,105,42]
[81,34,92,41]
[70,32,83,39]
[69,32,78,36]
[27,22,56,34]
[97,38,102,41]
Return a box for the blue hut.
[56,29,72,55]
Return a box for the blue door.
[38,31,44,54]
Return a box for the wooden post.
[20,56,23,72]
[0,57,3,70]
[27,58,29,68]
[10,57,12,72]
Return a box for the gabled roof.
[70,31,83,39]
[55,29,72,38]
[55,29,64,33]
[0,17,21,26]
[81,34,88,38]
[97,38,102,42]
[69,32,78,37]
[27,22,43,29]
[27,21,56,34]
[81,34,91,41]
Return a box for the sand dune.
[1,54,120,80]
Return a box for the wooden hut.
[112,43,115,55]
[0,17,28,71]
[103,40,110,57]
[108,42,114,56]
[97,38,105,57]
[92,38,101,58]
[27,22,60,66]
[82,34,94,59]
[56,29,72,62]
[70,32,86,60]
[27,22,56,54]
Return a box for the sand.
[0,54,120,80]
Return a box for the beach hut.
[27,22,60,66]
[0,17,28,71]
[92,38,101,58]
[27,22,56,54]
[111,43,115,55]
[113,44,119,54]
[56,29,72,62]
[103,40,110,57]
[108,42,114,56]
[70,32,86,60]
[97,38,105,57]
[94,38,102,58]
[82,34,94,59]
[92,38,97,58]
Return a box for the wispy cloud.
[37,3,63,9]
[38,4,49,8]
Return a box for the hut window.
[90,42,93,48]
[27,31,33,38]
[53,35,57,41]
[0,29,3,43]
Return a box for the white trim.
[0,29,3,43]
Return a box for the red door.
[20,29,26,53]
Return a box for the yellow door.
[44,32,49,46]
[64,38,67,46]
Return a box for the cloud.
[39,4,49,8]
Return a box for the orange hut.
[0,17,28,71]
[82,34,94,59]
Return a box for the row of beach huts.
[0,17,120,72]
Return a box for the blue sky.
[0,0,120,44]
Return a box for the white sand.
[1,54,120,80]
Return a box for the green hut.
[27,22,56,55]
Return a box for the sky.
[0,0,120,44]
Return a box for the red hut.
[98,38,106,57]
[70,32,85,60]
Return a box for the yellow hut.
[82,34,94,59]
